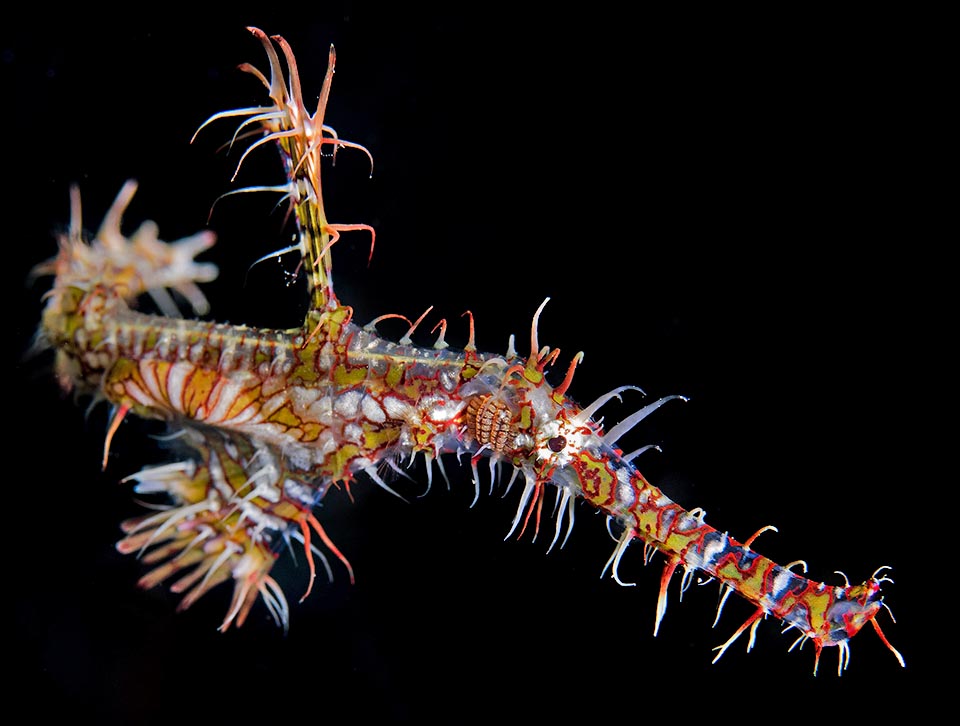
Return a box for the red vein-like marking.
[224,379,268,423]
[571,451,618,508]
[770,576,821,623]
[204,375,228,419]
[672,519,713,562]
[341,330,358,368]
[142,360,167,409]
[163,358,177,406]
[629,470,656,511]
[180,366,198,413]
[655,503,685,543]
[206,325,221,367]
[714,544,765,581]
[231,330,248,373]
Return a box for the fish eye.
[547,435,567,453]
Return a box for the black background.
[5,5,940,722]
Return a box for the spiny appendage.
[192,27,374,312]
[34,181,217,319]
[598,487,906,675]
[454,299,675,547]
[789,567,906,676]
[458,299,583,531]
[487,299,686,549]
[32,182,218,398]
[115,428,352,631]
[705,547,905,675]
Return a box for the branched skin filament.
[33,27,903,674]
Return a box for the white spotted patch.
[361,395,386,423]
[701,532,728,570]
[424,398,464,422]
[306,394,336,424]
[771,569,794,599]
[289,386,320,410]
[344,423,364,444]
[335,390,361,418]
[383,396,413,420]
